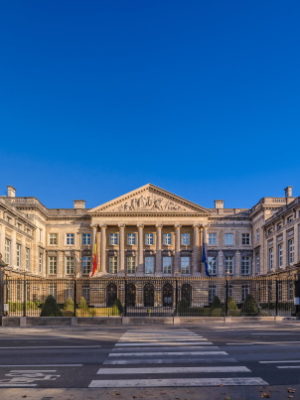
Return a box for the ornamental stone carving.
[117,195,185,212]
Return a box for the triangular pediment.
[89,184,209,215]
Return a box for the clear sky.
[0,1,299,209]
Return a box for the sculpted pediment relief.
[90,184,208,215]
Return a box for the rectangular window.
[162,256,172,274]
[224,256,233,275]
[145,256,155,274]
[49,233,58,245]
[242,233,250,245]
[224,233,234,246]
[126,256,136,274]
[65,256,75,275]
[127,233,136,245]
[181,233,190,246]
[4,238,11,264]
[48,256,57,275]
[268,247,273,270]
[208,233,217,245]
[145,233,154,245]
[208,256,217,276]
[66,233,75,245]
[208,285,216,304]
[82,233,91,245]
[39,252,43,274]
[163,233,172,245]
[180,256,191,274]
[25,247,30,271]
[108,256,118,274]
[241,285,249,302]
[241,256,251,275]
[109,233,119,245]
[277,243,283,267]
[287,238,295,265]
[16,243,21,268]
[82,256,91,275]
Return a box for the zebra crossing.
[89,329,268,387]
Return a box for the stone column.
[200,225,206,275]
[119,224,125,273]
[235,251,241,276]
[174,225,181,274]
[192,224,200,275]
[217,250,223,277]
[294,223,299,265]
[155,224,162,274]
[137,224,144,274]
[100,224,106,273]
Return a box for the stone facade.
[0,184,299,279]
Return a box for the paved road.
[0,323,299,390]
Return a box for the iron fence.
[1,275,299,318]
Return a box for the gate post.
[294,274,300,317]
[23,277,27,317]
[124,279,127,316]
[275,279,279,317]
[0,267,5,319]
[225,279,229,317]
[73,279,77,317]
[175,279,178,316]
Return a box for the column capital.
[100,224,107,229]
[137,224,144,228]
[193,224,201,229]
[175,224,181,229]
[155,224,163,229]
[118,223,125,228]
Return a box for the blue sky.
[0,1,299,209]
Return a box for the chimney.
[284,186,293,198]
[7,186,16,197]
[73,200,86,209]
[214,200,224,209]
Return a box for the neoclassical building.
[0,183,299,279]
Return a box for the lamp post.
[224,270,230,317]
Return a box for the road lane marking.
[97,366,251,374]
[0,364,83,367]
[277,366,300,369]
[0,383,37,387]
[227,341,300,346]
[115,342,213,346]
[111,346,219,352]
[109,351,227,357]
[89,377,268,387]
[104,357,236,365]
[0,345,102,350]
[260,360,300,364]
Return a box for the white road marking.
[109,351,227,357]
[0,364,83,367]
[97,366,251,374]
[111,346,219,352]
[0,345,101,350]
[89,377,268,387]
[115,342,213,346]
[0,383,37,387]
[104,358,236,365]
[277,366,300,369]
[260,360,300,364]
[227,341,300,346]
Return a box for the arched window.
[106,283,117,307]
[162,283,173,307]
[126,283,136,307]
[144,283,154,307]
[181,283,192,307]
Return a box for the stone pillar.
[217,250,223,277]
[57,250,64,278]
[200,225,206,275]
[174,225,181,274]
[119,224,125,273]
[192,224,200,275]
[100,225,106,273]
[155,224,162,274]
[235,251,241,276]
[294,223,299,265]
[137,224,144,274]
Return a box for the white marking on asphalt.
[89,377,268,387]
[104,358,236,365]
[0,364,83,367]
[260,360,300,364]
[277,366,300,369]
[0,383,37,387]
[109,351,228,357]
[0,345,102,350]
[97,366,251,374]
[227,341,300,346]
[115,342,213,346]
[111,346,219,352]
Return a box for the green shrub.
[241,294,259,315]
[62,297,74,316]
[227,297,240,316]
[112,298,123,316]
[40,295,62,317]
[210,307,223,316]
[211,296,222,309]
